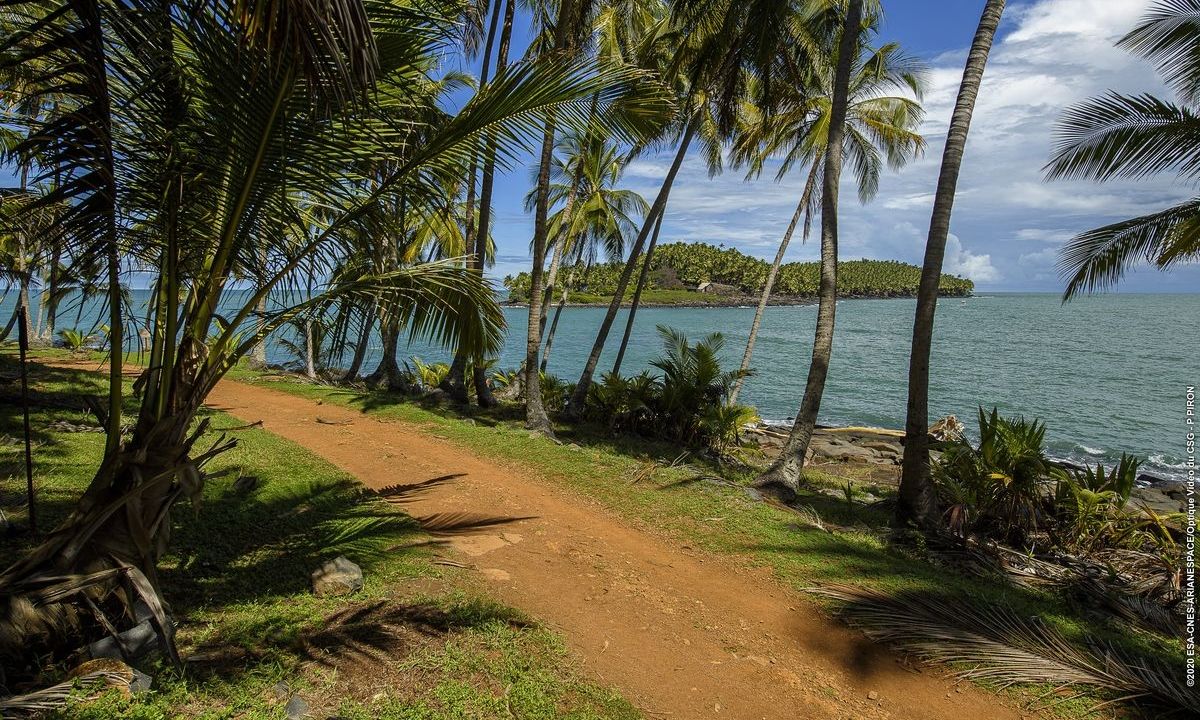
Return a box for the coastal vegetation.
[503,242,975,302]
[0,0,1194,717]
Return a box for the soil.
[205,379,1025,720]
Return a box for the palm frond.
[1058,197,1200,299]
[1045,92,1200,181]
[808,584,1199,713]
[1119,0,1200,104]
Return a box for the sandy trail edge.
[205,378,1024,720]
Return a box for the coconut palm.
[1045,0,1200,298]
[0,0,671,665]
[443,0,514,405]
[898,0,1005,527]
[536,0,669,353]
[754,0,864,495]
[534,132,649,369]
[727,25,926,405]
[564,0,826,417]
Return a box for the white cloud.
[945,234,1000,283]
[1018,247,1060,266]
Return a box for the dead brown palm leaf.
[807,583,1198,714]
[0,670,130,718]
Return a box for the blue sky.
[6,0,1196,294]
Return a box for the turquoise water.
[3,290,1195,482]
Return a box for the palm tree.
[534,132,648,369]
[1045,0,1200,298]
[541,0,668,358]
[444,0,512,405]
[898,0,1005,527]
[0,0,666,664]
[754,0,864,495]
[727,28,926,405]
[565,0,818,417]
[523,0,593,433]
[609,208,663,375]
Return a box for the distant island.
[502,241,975,306]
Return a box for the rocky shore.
[743,424,1189,516]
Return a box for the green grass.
[222,369,1187,718]
[0,351,639,719]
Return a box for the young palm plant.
[0,0,671,665]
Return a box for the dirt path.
[207,380,1024,720]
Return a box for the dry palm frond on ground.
[807,583,1197,714]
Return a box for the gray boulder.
[285,695,311,719]
[311,556,363,597]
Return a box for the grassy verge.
[0,352,638,719]
[221,367,1187,719]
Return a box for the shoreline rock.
[743,423,1189,515]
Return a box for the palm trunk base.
[472,366,496,407]
[440,355,470,403]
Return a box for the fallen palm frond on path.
[807,583,1198,715]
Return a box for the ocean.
[3,289,1194,483]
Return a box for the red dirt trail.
[206,379,1025,720]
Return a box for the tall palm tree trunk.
[525,117,561,431]
[540,264,578,372]
[538,152,589,341]
[469,0,514,407]
[899,0,1004,527]
[304,320,317,379]
[446,0,506,404]
[610,208,664,376]
[39,242,63,341]
[728,159,820,405]
[564,120,697,417]
[755,0,863,495]
[341,300,375,381]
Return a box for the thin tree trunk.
[899,0,1004,527]
[341,301,375,381]
[610,209,665,377]
[525,117,560,431]
[303,320,317,379]
[41,242,62,341]
[755,0,863,496]
[16,165,33,344]
[34,281,46,340]
[471,0,514,408]
[729,160,820,405]
[446,0,505,405]
[565,119,697,418]
[540,267,576,373]
[250,294,268,368]
[524,0,579,432]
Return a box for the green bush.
[582,326,756,453]
[57,328,88,352]
[933,408,1060,541]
